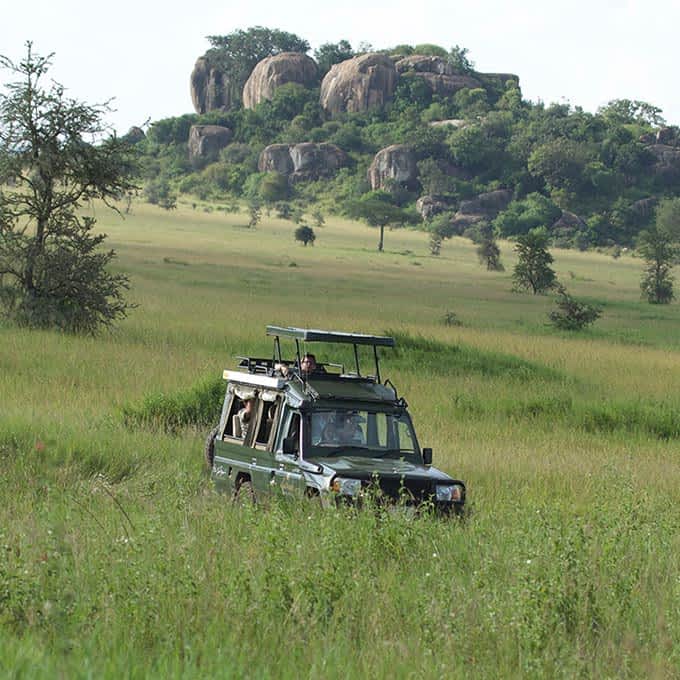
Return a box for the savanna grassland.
[2,201,680,679]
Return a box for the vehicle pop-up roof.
[266,326,395,383]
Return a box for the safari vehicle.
[205,326,466,514]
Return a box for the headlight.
[435,484,463,502]
[331,477,362,496]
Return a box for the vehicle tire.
[204,426,218,470]
[234,478,256,505]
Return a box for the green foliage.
[122,377,224,432]
[548,284,602,330]
[0,43,136,334]
[205,26,311,105]
[494,193,562,237]
[512,228,557,294]
[258,172,289,204]
[294,225,316,246]
[475,223,504,271]
[597,99,665,127]
[638,228,676,304]
[345,192,415,251]
[313,40,354,77]
[144,176,177,209]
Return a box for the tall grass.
[2,199,680,677]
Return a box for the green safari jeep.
[205,326,466,514]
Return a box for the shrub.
[294,225,316,246]
[548,285,602,330]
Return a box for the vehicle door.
[248,389,281,496]
[271,405,307,497]
[212,383,257,493]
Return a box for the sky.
[1,0,678,134]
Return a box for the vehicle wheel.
[204,426,218,470]
[234,478,256,505]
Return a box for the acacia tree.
[346,192,413,252]
[0,43,137,333]
[512,227,556,294]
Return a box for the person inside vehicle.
[321,413,364,445]
[238,396,256,438]
[300,353,317,376]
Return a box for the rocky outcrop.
[367,145,417,190]
[630,196,658,218]
[124,126,145,144]
[458,189,513,216]
[551,210,586,232]
[445,189,513,234]
[258,144,294,174]
[258,143,348,182]
[647,144,680,181]
[188,125,232,163]
[190,57,232,114]
[242,52,318,109]
[428,119,467,129]
[416,195,456,220]
[320,53,397,117]
[656,126,679,146]
[395,56,481,96]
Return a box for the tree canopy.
[0,43,137,333]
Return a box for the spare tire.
[204,426,218,470]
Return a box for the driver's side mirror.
[283,435,299,457]
[422,447,433,465]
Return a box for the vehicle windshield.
[306,408,419,460]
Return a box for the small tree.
[512,228,557,294]
[548,284,601,330]
[311,209,325,228]
[0,44,137,333]
[294,225,316,246]
[638,199,680,304]
[638,228,676,304]
[247,200,262,228]
[476,222,504,271]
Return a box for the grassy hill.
[2,202,680,677]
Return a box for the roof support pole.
[373,345,381,383]
[353,344,360,376]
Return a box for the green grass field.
[2,200,680,678]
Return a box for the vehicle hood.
[308,455,454,483]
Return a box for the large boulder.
[458,189,513,217]
[367,145,417,190]
[258,143,348,182]
[445,189,513,235]
[188,125,232,164]
[320,53,397,117]
[630,196,658,218]
[395,55,481,96]
[416,195,456,220]
[647,144,680,182]
[242,52,318,109]
[656,127,679,146]
[190,57,232,114]
[258,144,295,174]
[428,118,467,129]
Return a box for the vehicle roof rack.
[266,326,395,383]
[266,326,395,347]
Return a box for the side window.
[254,398,281,449]
[223,394,258,443]
[276,408,300,456]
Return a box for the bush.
[548,285,602,330]
[294,225,316,246]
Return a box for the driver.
[322,413,364,445]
